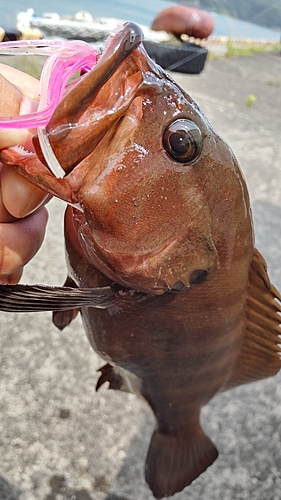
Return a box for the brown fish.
[0,22,281,499]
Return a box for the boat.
[16,9,209,74]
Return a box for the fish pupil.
[163,118,202,164]
[169,132,193,156]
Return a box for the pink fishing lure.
[0,39,99,129]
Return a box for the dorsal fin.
[227,248,281,388]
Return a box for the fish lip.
[50,21,144,129]
[110,22,143,57]
[40,23,144,173]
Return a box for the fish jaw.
[0,24,150,201]
[35,22,146,173]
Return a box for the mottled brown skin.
[1,24,280,499]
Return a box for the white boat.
[16,9,208,74]
[17,9,174,43]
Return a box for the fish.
[0,22,281,499]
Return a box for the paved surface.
[1,51,281,500]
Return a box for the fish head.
[10,23,253,294]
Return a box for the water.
[212,11,281,41]
[1,0,280,41]
[1,0,175,29]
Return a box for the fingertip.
[0,206,48,280]
[0,63,40,100]
[1,166,49,217]
[0,268,23,285]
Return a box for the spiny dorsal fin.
[227,248,281,387]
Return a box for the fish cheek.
[79,156,218,290]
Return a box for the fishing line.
[165,45,208,72]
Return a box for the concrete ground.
[0,50,281,500]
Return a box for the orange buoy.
[151,5,214,39]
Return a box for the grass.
[225,41,281,57]
[0,54,45,79]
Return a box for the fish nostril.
[189,269,209,285]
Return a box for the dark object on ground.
[144,40,208,74]
[2,29,21,41]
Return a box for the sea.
[1,0,280,41]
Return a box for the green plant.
[226,41,267,57]
[0,55,45,79]
[246,94,257,106]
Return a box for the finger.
[1,166,49,218]
[0,178,16,223]
[0,74,30,148]
[0,63,40,100]
[0,268,23,285]
[0,164,18,222]
[0,69,39,150]
[0,206,48,281]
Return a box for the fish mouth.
[34,22,149,175]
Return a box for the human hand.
[0,63,49,284]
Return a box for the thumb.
[1,166,49,218]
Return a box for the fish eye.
[163,119,202,163]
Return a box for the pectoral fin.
[0,283,114,312]
[227,248,281,388]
